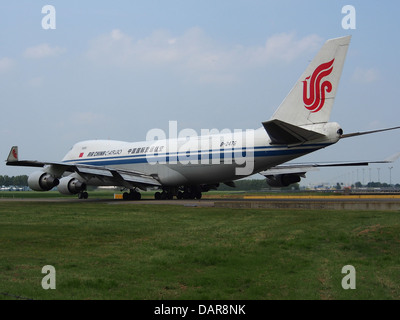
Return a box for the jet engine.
[265,174,301,187]
[28,171,59,191]
[57,176,87,195]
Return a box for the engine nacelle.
[266,174,301,188]
[57,177,87,195]
[28,171,60,191]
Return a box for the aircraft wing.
[74,164,162,189]
[6,146,161,190]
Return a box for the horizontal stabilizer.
[341,126,400,139]
[262,119,324,145]
[260,153,400,177]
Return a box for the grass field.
[1,197,400,300]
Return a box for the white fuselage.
[61,123,342,187]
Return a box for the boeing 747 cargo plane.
[6,36,400,200]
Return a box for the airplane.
[6,35,400,200]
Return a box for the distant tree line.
[349,181,400,189]
[0,175,28,186]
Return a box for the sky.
[1,0,399,186]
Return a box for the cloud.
[246,33,322,65]
[352,67,379,83]
[85,28,322,83]
[0,57,15,72]
[23,43,66,59]
[86,28,214,68]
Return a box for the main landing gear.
[119,185,206,201]
[78,185,207,201]
[76,189,142,201]
[154,186,202,200]
[123,189,142,200]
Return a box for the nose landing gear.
[78,191,88,199]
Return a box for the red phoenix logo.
[302,59,334,113]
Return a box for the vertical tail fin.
[271,35,351,126]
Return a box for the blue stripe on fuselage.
[62,143,330,167]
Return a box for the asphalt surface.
[1,195,400,210]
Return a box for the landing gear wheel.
[78,192,88,199]
[154,192,161,200]
[133,191,141,200]
[123,190,141,200]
